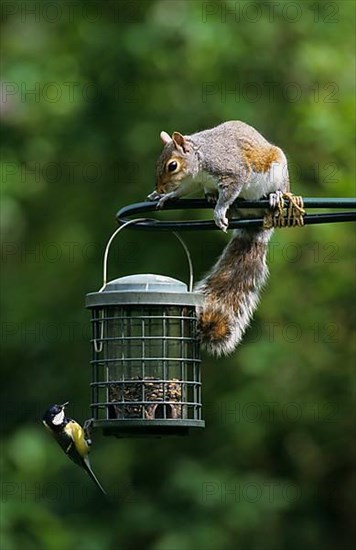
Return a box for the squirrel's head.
[156,131,198,193]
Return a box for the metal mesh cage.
[86,275,205,436]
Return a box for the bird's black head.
[42,401,69,430]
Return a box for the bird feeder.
[86,221,205,437]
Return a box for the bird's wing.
[52,429,76,458]
[62,421,90,468]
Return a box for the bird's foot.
[83,418,94,445]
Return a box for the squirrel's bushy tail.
[194,228,273,356]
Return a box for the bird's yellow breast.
[64,420,90,458]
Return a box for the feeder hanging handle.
[100,218,194,292]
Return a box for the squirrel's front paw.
[156,195,170,209]
[156,192,178,209]
[146,190,174,209]
[214,208,229,232]
[147,190,161,202]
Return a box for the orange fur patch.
[243,144,280,173]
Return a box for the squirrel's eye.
[167,160,178,173]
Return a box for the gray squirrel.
[148,121,291,356]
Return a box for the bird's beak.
[60,401,69,409]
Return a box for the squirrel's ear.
[172,132,190,153]
[160,131,172,145]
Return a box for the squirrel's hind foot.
[268,190,284,209]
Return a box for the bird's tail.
[195,228,274,356]
[83,457,107,496]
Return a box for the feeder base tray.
[93,419,205,438]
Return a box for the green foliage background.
[1,1,355,549]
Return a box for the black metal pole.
[116,198,356,231]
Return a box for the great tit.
[42,402,107,496]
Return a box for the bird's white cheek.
[52,410,65,425]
